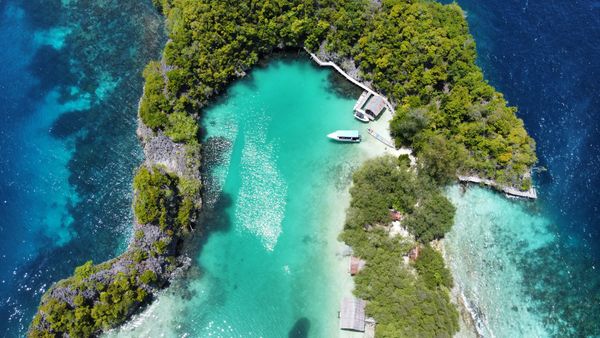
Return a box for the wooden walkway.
[306,49,395,114]
[354,90,370,111]
[458,175,538,199]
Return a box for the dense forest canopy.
[144,0,535,189]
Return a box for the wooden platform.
[306,49,395,115]
[458,175,538,199]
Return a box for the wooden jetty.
[306,49,395,115]
[353,90,370,112]
[458,175,538,199]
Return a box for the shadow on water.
[153,135,236,322]
[288,317,311,338]
[27,45,75,95]
[199,49,309,108]
[325,69,364,100]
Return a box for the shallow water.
[441,0,600,336]
[110,57,369,337]
[0,1,163,335]
[445,186,555,336]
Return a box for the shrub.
[133,167,173,226]
[164,111,198,143]
[139,270,157,284]
[414,245,453,289]
[139,61,169,130]
[404,194,456,243]
[74,261,95,281]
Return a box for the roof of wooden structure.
[389,209,403,221]
[349,256,366,276]
[363,95,386,117]
[340,297,366,332]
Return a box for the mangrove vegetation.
[342,156,459,337]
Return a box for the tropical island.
[28,0,536,337]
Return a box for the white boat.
[353,111,370,123]
[327,130,361,143]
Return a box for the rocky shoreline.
[27,87,202,336]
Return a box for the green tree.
[418,133,466,185]
[414,245,453,289]
[404,193,456,243]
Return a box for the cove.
[110,56,383,337]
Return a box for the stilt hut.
[339,297,367,332]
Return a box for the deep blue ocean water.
[440,0,600,335]
[0,1,164,335]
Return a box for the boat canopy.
[337,130,360,138]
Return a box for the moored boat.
[327,130,361,143]
[353,111,370,122]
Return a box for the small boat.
[353,111,370,123]
[327,130,361,143]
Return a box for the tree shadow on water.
[162,135,236,313]
[288,317,311,338]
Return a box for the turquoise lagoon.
[110,56,567,338]
[111,57,373,337]
[4,0,598,336]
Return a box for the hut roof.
[340,297,366,332]
[363,95,386,117]
[350,256,366,275]
[389,209,403,221]
[409,245,421,262]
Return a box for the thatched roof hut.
[339,297,366,332]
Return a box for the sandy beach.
[323,106,411,338]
